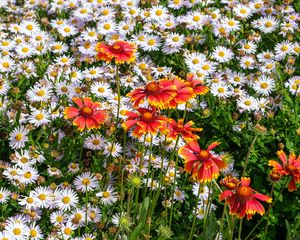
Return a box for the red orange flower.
[164,118,202,142]
[178,141,227,183]
[186,73,209,95]
[96,41,136,64]
[160,77,195,108]
[122,107,166,138]
[220,177,272,220]
[269,150,300,191]
[127,81,177,109]
[64,98,107,131]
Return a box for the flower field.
[0,0,299,239]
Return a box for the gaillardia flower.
[96,41,136,64]
[122,107,166,138]
[164,118,202,142]
[179,141,227,183]
[64,98,107,131]
[269,150,300,191]
[186,73,209,95]
[127,80,177,109]
[220,177,272,220]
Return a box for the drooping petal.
[241,177,251,186]
[64,107,79,119]
[277,150,287,164]
[219,190,234,201]
[207,142,221,151]
[253,193,272,203]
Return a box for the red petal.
[241,177,251,186]
[277,150,287,165]
[72,98,83,108]
[64,107,79,119]
[253,193,272,203]
[219,190,234,201]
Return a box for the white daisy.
[55,188,79,211]
[9,126,30,149]
[73,172,98,192]
[96,185,118,205]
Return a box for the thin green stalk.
[218,203,227,240]
[203,182,213,239]
[238,218,243,240]
[242,135,258,177]
[85,188,88,232]
[188,183,202,240]
[263,183,275,239]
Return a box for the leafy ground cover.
[0,0,299,239]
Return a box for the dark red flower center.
[198,150,210,161]
[173,124,184,133]
[110,44,123,53]
[237,186,253,200]
[286,165,296,174]
[145,82,160,94]
[141,112,154,122]
[81,106,93,117]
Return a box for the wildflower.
[127,80,176,109]
[74,172,98,192]
[159,77,195,108]
[252,76,275,96]
[96,185,118,205]
[185,73,209,95]
[55,188,79,211]
[64,97,107,131]
[0,187,10,203]
[96,40,136,64]
[269,150,300,191]
[4,219,30,240]
[9,126,30,149]
[220,177,272,220]
[122,107,166,138]
[83,134,105,150]
[164,118,202,142]
[179,141,227,183]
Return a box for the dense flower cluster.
[0,0,298,239]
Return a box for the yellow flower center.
[15,133,23,141]
[22,47,29,53]
[202,64,210,70]
[62,196,71,204]
[244,44,251,50]
[13,228,21,235]
[244,100,252,106]
[27,197,34,203]
[64,227,72,235]
[20,157,28,163]
[30,229,37,237]
[24,171,32,178]
[2,62,10,68]
[155,10,162,16]
[172,36,179,42]
[88,31,96,37]
[281,45,288,51]
[103,23,111,30]
[38,194,46,200]
[218,87,225,93]
[35,113,44,120]
[82,178,91,185]
[148,39,156,46]
[26,24,33,30]
[80,9,87,14]
[61,86,68,92]
[64,27,71,33]
[102,191,110,198]
[97,87,105,93]
[218,51,225,57]
[260,82,268,89]
[228,20,235,26]
[240,9,247,14]
[193,15,200,22]
[265,21,273,28]
[61,57,69,63]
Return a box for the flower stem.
[238,218,243,240]
[263,183,275,239]
[188,183,202,240]
[218,203,227,240]
[85,188,89,232]
[242,135,258,177]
